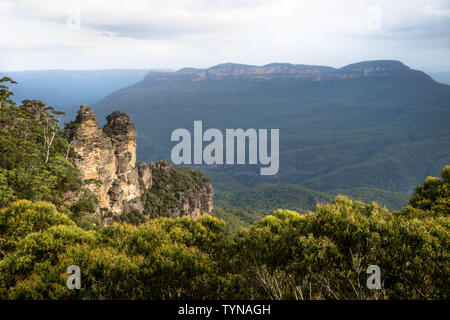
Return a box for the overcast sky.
[1,0,449,71]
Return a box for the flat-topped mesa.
[339,60,409,72]
[335,60,412,79]
[144,60,432,82]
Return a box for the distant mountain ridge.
[144,60,433,82]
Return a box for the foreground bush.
[235,198,448,299]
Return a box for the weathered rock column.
[69,105,117,212]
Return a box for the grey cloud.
[88,22,210,40]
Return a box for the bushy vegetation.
[0,167,448,299]
[408,165,450,213]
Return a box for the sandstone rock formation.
[66,105,213,223]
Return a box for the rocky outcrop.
[177,184,214,219]
[137,162,152,189]
[148,161,214,219]
[66,105,213,223]
[67,105,143,216]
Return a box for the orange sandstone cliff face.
[68,105,146,216]
[66,105,213,223]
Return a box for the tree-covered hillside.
[94,61,450,211]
